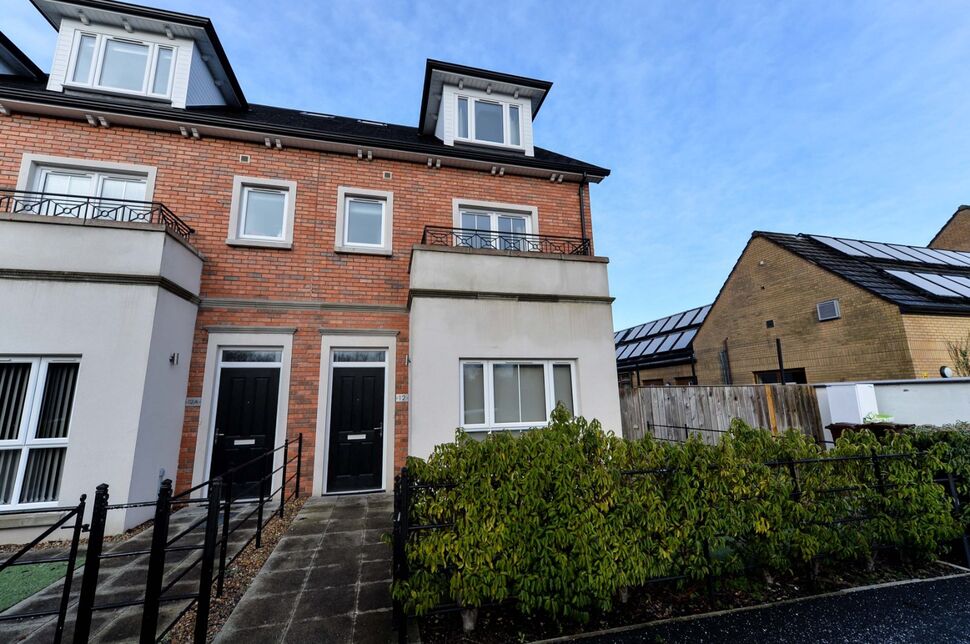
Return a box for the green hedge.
[393,409,964,622]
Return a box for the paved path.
[216,493,394,644]
[575,574,970,643]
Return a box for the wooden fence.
[619,384,824,444]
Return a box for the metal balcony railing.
[421,225,591,256]
[0,188,194,242]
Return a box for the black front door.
[211,367,280,499]
[327,367,384,492]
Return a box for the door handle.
[374,425,383,438]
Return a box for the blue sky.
[6,1,970,330]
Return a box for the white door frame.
[314,331,397,495]
[191,330,294,496]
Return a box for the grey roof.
[0,31,43,79]
[0,76,609,178]
[614,304,711,369]
[757,232,970,314]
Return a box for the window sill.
[334,244,392,257]
[226,238,292,250]
[452,139,528,154]
[0,509,67,530]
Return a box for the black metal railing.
[0,188,194,242]
[391,451,970,643]
[0,433,302,644]
[421,225,591,255]
[0,498,86,644]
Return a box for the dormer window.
[66,31,175,99]
[455,95,522,148]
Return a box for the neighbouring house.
[616,224,970,389]
[690,231,970,384]
[614,305,710,388]
[930,205,970,252]
[0,0,621,539]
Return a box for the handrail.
[0,187,194,241]
[421,225,591,255]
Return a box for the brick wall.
[692,236,916,384]
[0,113,595,493]
[630,362,695,386]
[929,207,970,252]
[901,314,970,378]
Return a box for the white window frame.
[16,154,158,200]
[459,359,577,432]
[455,93,524,149]
[33,166,149,200]
[334,187,394,256]
[226,176,297,249]
[64,30,176,100]
[0,357,78,510]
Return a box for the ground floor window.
[0,357,78,507]
[754,368,807,384]
[460,360,575,431]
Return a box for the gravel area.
[166,496,307,643]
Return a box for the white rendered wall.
[872,379,970,426]
[0,218,201,540]
[408,247,621,458]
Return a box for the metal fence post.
[140,479,173,642]
[786,460,802,502]
[74,483,109,644]
[54,495,86,644]
[280,438,289,519]
[394,467,411,644]
[217,472,233,597]
[194,478,222,644]
[256,468,266,549]
[946,471,970,568]
[295,433,303,498]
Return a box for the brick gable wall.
[692,237,916,384]
[929,208,970,252]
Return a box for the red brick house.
[0,0,620,535]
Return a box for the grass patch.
[0,562,68,612]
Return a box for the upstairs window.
[459,207,530,251]
[335,187,394,255]
[227,177,297,249]
[456,96,523,148]
[67,32,175,99]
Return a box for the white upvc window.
[0,358,79,509]
[455,95,523,148]
[459,208,531,251]
[460,360,576,431]
[66,31,176,99]
[335,187,394,255]
[34,165,148,202]
[227,177,297,249]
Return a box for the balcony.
[421,225,591,256]
[0,188,194,242]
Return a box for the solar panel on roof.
[673,328,697,350]
[934,249,970,268]
[863,242,923,263]
[659,314,680,333]
[613,331,624,343]
[885,269,966,298]
[694,305,712,325]
[814,236,868,257]
[633,323,653,340]
[675,308,699,329]
[641,336,664,356]
[657,333,681,353]
[842,239,896,260]
[919,273,970,297]
[615,346,625,359]
[618,344,637,360]
[630,341,652,359]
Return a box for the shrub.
[393,410,962,622]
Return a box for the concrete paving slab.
[217,494,395,643]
